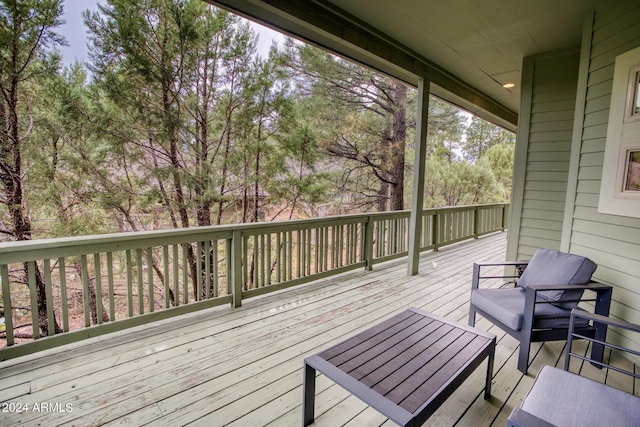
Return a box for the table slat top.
[315,308,495,414]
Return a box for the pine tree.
[0,0,65,336]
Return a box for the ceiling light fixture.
[502,82,516,88]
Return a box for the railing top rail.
[0,203,509,263]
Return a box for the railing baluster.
[204,240,210,299]
[296,229,301,279]
[306,228,312,276]
[173,245,179,305]
[27,262,39,339]
[136,249,143,315]
[275,232,281,283]
[258,234,263,287]
[231,230,242,308]
[282,232,287,281]
[312,228,317,274]
[213,240,219,297]
[126,250,133,317]
[324,227,330,271]
[1,264,13,346]
[330,226,335,269]
[80,255,91,327]
[163,246,170,308]
[182,243,188,304]
[146,248,153,312]
[265,234,271,286]
[43,259,55,335]
[94,254,103,324]
[243,236,249,288]
[323,227,328,271]
[378,220,384,258]
[474,207,480,238]
[225,238,232,296]
[339,224,344,266]
[107,252,115,321]
[58,258,69,331]
[344,225,350,265]
[352,223,358,263]
[433,211,439,250]
[196,241,203,300]
[317,227,321,273]
[287,230,293,281]
[350,223,354,263]
[339,225,343,266]
[302,229,308,277]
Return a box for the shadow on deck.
[0,232,632,426]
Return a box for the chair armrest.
[526,281,613,293]
[571,309,640,334]
[525,281,612,310]
[474,261,530,267]
[507,407,556,427]
[472,261,529,290]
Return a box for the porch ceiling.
[208,0,598,131]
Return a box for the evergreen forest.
[0,0,515,247]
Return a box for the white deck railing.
[0,203,508,360]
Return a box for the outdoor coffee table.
[302,307,496,426]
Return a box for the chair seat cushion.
[470,288,589,331]
[519,366,640,427]
[517,248,597,309]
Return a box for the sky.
[58,0,286,67]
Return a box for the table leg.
[484,346,495,399]
[303,361,316,426]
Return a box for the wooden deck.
[0,232,635,426]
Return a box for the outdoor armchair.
[468,248,613,374]
[507,309,640,427]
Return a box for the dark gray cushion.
[517,248,597,308]
[518,366,640,427]
[470,288,590,331]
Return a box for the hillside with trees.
[1,0,515,245]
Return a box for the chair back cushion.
[517,248,597,308]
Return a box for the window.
[599,46,640,217]
[625,66,640,122]
[623,148,640,192]
[634,71,640,116]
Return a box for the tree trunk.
[389,83,407,211]
[377,182,389,211]
[1,76,63,336]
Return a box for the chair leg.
[469,263,481,327]
[590,287,612,367]
[469,303,477,327]
[518,289,536,375]
[517,343,530,375]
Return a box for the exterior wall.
[507,51,580,261]
[564,0,640,345]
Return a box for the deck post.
[408,76,430,275]
[231,230,243,308]
[473,206,480,239]
[502,203,508,231]
[364,216,374,270]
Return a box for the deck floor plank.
[0,232,635,426]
